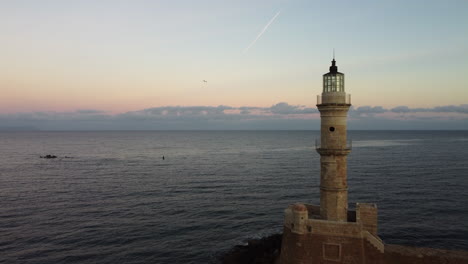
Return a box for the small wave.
[352,139,420,148]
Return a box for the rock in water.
[220,233,282,264]
[40,155,57,159]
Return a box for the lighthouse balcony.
[317,93,351,106]
[315,139,352,155]
[315,138,352,150]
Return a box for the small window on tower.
[329,127,335,132]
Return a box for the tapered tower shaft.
[316,58,351,221]
[278,58,383,264]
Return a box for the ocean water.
[0,130,467,263]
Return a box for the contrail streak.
[243,11,281,53]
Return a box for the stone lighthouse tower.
[278,58,384,264]
[317,57,351,222]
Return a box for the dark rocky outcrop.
[220,234,282,264]
[40,155,57,159]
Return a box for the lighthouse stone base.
[278,203,384,264]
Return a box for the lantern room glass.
[323,74,344,93]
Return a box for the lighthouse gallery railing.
[317,94,351,105]
[315,138,352,150]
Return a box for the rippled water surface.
[1,131,467,263]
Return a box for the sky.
[1,0,467,130]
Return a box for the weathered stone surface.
[279,203,384,263]
[385,244,468,264]
[220,231,468,264]
[222,233,468,264]
[317,103,350,222]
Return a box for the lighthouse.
[317,58,351,221]
[278,58,384,264]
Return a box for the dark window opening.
[329,127,335,132]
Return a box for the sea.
[0,130,467,263]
